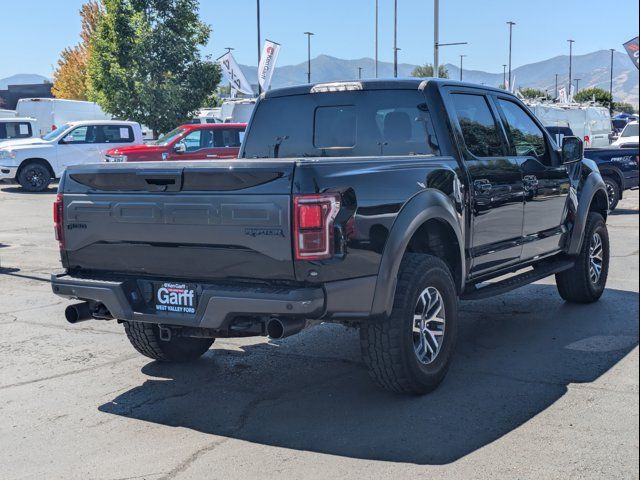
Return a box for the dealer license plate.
[154,282,198,315]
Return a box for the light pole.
[574,78,581,92]
[434,0,439,77]
[358,67,363,80]
[304,32,314,84]
[567,39,575,92]
[507,21,516,88]
[609,48,615,115]
[225,47,234,97]
[393,0,398,77]
[555,73,559,99]
[502,64,507,89]
[375,0,379,78]
[256,0,262,94]
[459,54,466,81]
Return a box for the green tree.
[87,0,221,136]
[519,87,548,99]
[574,87,612,107]
[612,102,637,114]
[411,64,449,79]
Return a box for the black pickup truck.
[52,79,611,394]
[546,126,639,210]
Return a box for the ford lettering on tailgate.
[155,283,197,314]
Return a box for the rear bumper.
[0,166,17,180]
[51,272,376,330]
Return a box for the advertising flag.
[258,40,281,91]
[217,52,254,95]
[623,36,639,70]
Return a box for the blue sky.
[1,0,638,79]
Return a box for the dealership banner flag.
[623,36,639,70]
[217,51,254,95]
[258,40,281,91]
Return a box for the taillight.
[53,193,64,249]
[293,194,340,261]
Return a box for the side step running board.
[461,259,575,301]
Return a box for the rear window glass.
[100,125,134,143]
[0,121,32,139]
[242,89,439,158]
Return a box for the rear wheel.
[17,161,52,192]
[603,176,620,211]
[360,254,458,394]
[556,212,609,303]
[123,321,214,362]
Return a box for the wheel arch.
[370,189,465,318]
[599,168,623,199]
[567,171,608,255]
[17,157,55,179]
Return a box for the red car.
[104,123,246,162]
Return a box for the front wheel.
[556,212,609,303]
[123,321,214,362]
[603,177,620,211]
[360,254,458,394]
[17,161,52,192]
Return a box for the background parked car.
[546,125,639,210]
[0,117,37,145]
[0,120,144,191]
[611,121,639,149]
[105,123,246,162]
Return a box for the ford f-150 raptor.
[51,79,610,394]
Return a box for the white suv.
[0,120,144,191]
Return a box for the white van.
[219,99,256,124]
[0,120,143,191]
[16,98,112,137]
[0,118,37,145]
[528,103,612,148]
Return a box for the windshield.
[241,89,440,158]
[621,123,639,137]
[152,127,186,146]
[42,123,71,141]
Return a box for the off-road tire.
[123,321,214,362]
[17,161,52,192]
[556,212,609,303]
[360,254,459,395]
[603,176,620,211]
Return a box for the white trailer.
[16,98,112,137]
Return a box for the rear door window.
[450,93,504,158]
[0,122,32,139]
[214,128,243,147]
[99,125,135,143]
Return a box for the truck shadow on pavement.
[0,185,57,194]
[99,285,638,465]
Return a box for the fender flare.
[567,171,608,255]
[370,189,465,318]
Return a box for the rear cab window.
[241,89,439,158]
[0,121,32,140]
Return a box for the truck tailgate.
[60,161,296,281]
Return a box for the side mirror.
[561,136,583,164]
[60,135,74,144]
[174,142,186,154]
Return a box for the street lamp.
[358,67,363,80]
[555,73,559,99]
[507,21,516,88]
[304,32,314,84]
[374,0,379,78]
[609,48,615,115]
[393,0,398,77]
[568,39,575,91]
[433,0,466,78]
[459,54,466,81]
[502,64,507,89]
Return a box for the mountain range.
[238,50,639,105]
[2,50,638,106]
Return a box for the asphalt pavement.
[0,184,638,480]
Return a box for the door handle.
[206,154,219,158]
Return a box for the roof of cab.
[263,77,515,99]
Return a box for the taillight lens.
[293,194,340,260]
[53,193,64,249]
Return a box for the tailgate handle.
[136,170,183,192]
